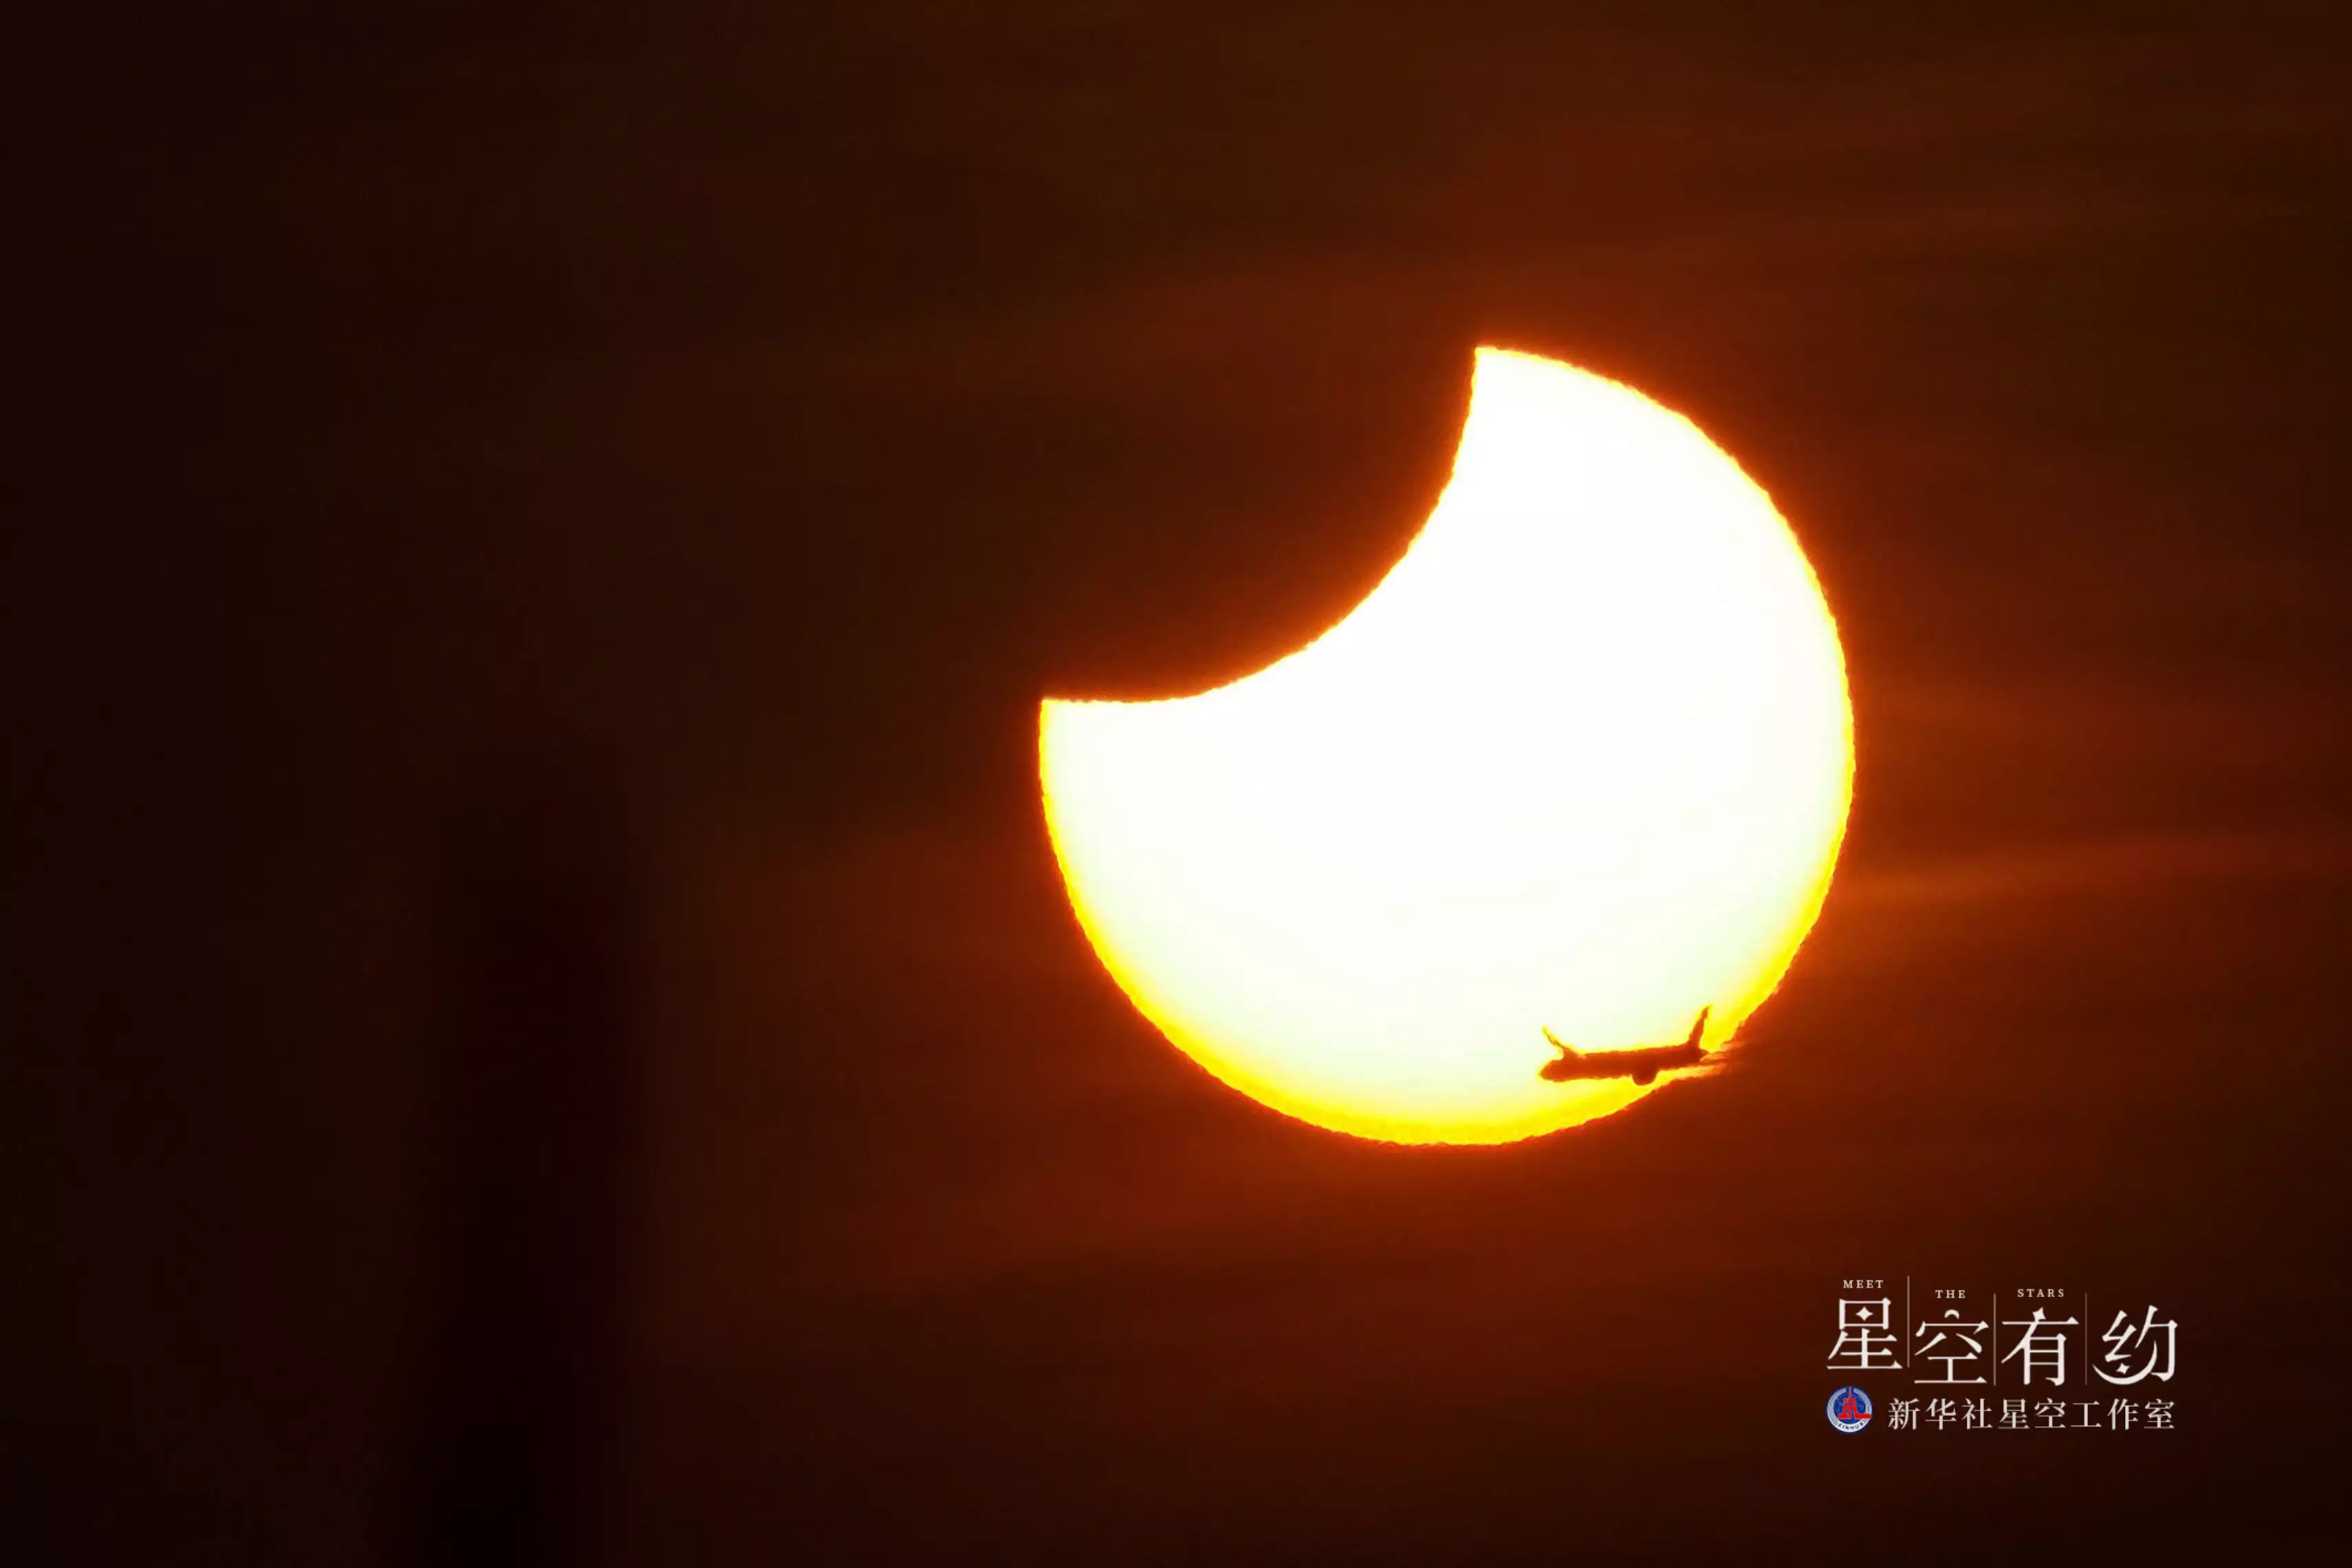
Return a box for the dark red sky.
[17,4,2352,1563]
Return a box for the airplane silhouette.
[1540,1006,1714,1086]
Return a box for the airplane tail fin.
[1542,1025,1580,1063]
[1684,1006,1712,1050]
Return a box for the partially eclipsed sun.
[1039,348,1852,1144]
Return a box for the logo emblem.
[1827,1386,1873,1433]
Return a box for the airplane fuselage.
[1538,1040,1709,1087]
[1540,1007,1715,1087]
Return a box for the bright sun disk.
[1040,347,1852,1144]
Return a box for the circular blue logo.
[1827,1386,1873,1433]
